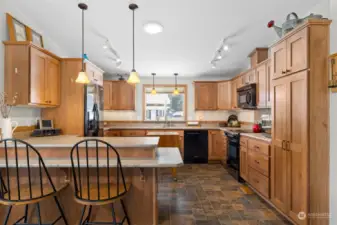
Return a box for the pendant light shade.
[76,71,90,83]
[173,73,179,95]
[128,69,140,84]
[127,3,140,84]
[76,2,90,84]
[151,73,156,95]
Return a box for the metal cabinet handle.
[286,141,290,151]
[254,160,260,164]
[282,140,285,150]
[282,71,286,74]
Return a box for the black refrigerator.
[84,84,104,137]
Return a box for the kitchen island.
[0,136,183,225]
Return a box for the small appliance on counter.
[237,83,257,109]
[31,119,62,137]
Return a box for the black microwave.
[237,83,257,109]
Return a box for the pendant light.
[151,73,157,95]
[127,3,140,84]
[173,73,179,95]
[75,2,90,84]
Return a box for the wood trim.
[248,47,269,57]
[6,13,17,41]
[142,84,188,121]
[3,41,61,60]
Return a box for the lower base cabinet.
[243,137,271,200]
[208,130,226,161]
[248,167,269,198]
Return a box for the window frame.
[142,84,188,122]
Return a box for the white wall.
[0,0,68,126]
[103,75,267,122]
[330,0,337,223]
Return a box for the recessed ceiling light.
[216,54,222,60]
[144,22,163,35]
[223,45,229,51]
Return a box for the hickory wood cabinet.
[241,136,271,198]
[239,136,249,181]
[4,42,61,107]
[231,78,238,108]
[208,130,225,161]
[270,20,331,225]
[217,81,231,110]
[41,59,104,136]
[194,82,218,110]
[103,81,135,110]
[271,27,308,80]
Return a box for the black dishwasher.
[184,130,208,164]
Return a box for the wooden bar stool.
[0,139,69,225]
[70,139,131,225]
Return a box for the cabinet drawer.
[248,150,269,177]
[240,136,248,148]
[121,130,146,137]
[248,139,269,156]
[104,130,121,137]
[248,168,270,198]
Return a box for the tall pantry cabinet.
[270,20,331,225]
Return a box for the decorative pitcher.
[1,118,18,139]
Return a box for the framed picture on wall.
[30,29,44,48]
[6,13,28,41]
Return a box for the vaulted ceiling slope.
[7,0,327,77]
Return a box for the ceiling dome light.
[144,22,163,35]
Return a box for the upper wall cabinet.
[85,61,104,86]
[256,60,268,107]
[104,80,135,110]
[231,79,238,109]
[194,82,218,110]
[4,42,61,107]
[217,81,231,110]
[271,28,308,80]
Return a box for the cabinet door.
[266,60,272,107]
[231,79,237,108]
[208,130,221,160]
[248,69,256,83]
[217,82,231,110]
[45,57,60,106]
[103,81,112,110]
[109,82,120,110]
[271,76,289,213]
[119,82,135,110]
[271,40,287,80]
[256,63,267,107]
[30,47,47,104]
[286,28,308,75]
[286,71,308,225]
[240,146,248,181]
[195,83,217,110]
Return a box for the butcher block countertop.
[1,135,160,148]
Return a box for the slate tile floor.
[157,164,292,225]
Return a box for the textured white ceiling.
[12,0,324,77]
